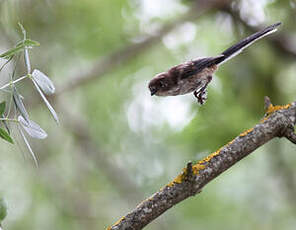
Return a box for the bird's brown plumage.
[148,22,281,104]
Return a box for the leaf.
[0,56,13,72]
[0,102,5,116]
[13,86,29,122]
[0,198,7,222]
[15,39,40,48]
[32,80,60,124]
[0,127,13,144]
[0,39,40,59]
[18,22,27,38]
[18,116,47,139]
[1,115,10,135]
[18,126,38,167]
[0,46,23,59]
[0,102,9,134]
[32,69,55,95]
[22,39,40,48]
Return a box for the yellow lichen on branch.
[107,217,126,230]
[239,128,254,137]
[167,169,186,187]
[261,103,291,122]
[266,103,291,115]
[167,139,237,187]
[192,164,206,174]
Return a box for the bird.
[148,22,281,105]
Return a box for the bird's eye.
[160,81,165,88]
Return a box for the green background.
[0,0,295,229]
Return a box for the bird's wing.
[177,56,224,79]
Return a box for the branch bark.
[108,98,296,230]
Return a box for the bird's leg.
[193,76,212,105]
[196,88,208,105]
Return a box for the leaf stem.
[0,75,28,90]
[0,118,18,123]
[24,49,31,74]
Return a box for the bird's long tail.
[215,22,281,65]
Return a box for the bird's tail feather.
[215,22,281,65]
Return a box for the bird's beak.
[150,89,157,96]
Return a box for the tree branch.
[108,98,296,230]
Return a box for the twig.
[0,75,28,90]
[108,98,296,230]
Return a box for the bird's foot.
[194,88,208,105]
[193,76,212,105]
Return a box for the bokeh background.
[0,0,296,229]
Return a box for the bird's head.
[148,72,172,96]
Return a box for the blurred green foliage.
[0,0,296,230]
[0,197,7,223]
